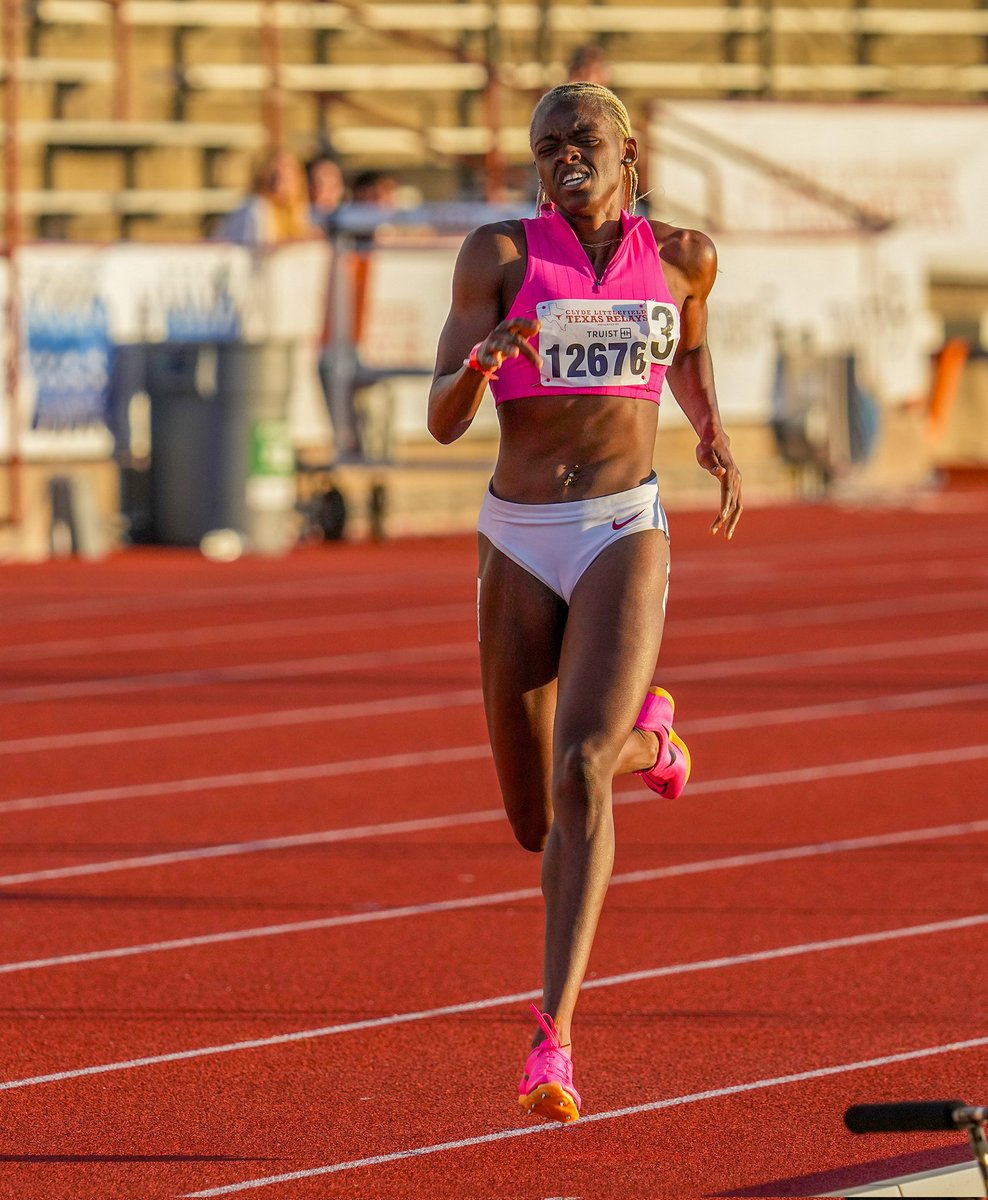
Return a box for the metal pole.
[968,1120,988,1197]
[261,0,284,145]
[111,0,134,120]
[760,0,773,97]
[2,0,23,530]
[483,0,505,203]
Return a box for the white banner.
[358,230,929,428]
[0,223,933,458]
[703,230,930,419]
[651,101,988,275]
[0,241,332,458]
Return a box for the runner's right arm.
[428,224,539,445]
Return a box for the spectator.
[350,170,399,209]
[318,170,404,463]
[214,148,317,245]
[566,44,611,86]
[306,153,346,235]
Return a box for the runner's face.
[531,99,632,216]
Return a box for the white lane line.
[0,743,492,815]
[4,678,985,760]
[1,528,973,627]
[672,587,987,639]
[675,629,988,683]
[1,614,979,744]
[2,585,982,665]
[0,688,485,757]
[7,676,988,758]
[0,603,472,664]
[0,641,475,706]
[4,691,988,816]
[180,1034,988,1196]
[2,913,985,1094]
[0,566,466,625]
[0,689,485,756]
[4,820,988,976]
[0,743,986,888]
[2,623,985,711]
[685,681,988,735]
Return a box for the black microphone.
[845,1100,979,1133]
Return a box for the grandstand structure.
[5,0,988,242]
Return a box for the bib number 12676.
[542,338,648,381]
[537,298,679,389]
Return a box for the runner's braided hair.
[531,82,639,216]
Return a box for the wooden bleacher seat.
[7,117,266,150]
[0,117,264,235]
[0,58,114,86]
[15,0,988,242]
[34,0,350,28]
[32,3,984,38]
[0,187,241,216]
[180,61,490,93]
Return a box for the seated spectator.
[214,148,317,245]
[306,153,346,236]
[332,169,403,248]
[351,170,399,209]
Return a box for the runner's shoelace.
[531,1043,574,1083]
[528,1003,574,1083]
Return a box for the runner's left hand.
[697,433,743,539]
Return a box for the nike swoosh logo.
[612,509,645,531]
[655,745,677,794]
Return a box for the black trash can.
[145,341,296,552]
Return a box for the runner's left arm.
[662,229,743,539]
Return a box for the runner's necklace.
[578,237,622,247]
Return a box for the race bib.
[536,298,680,389]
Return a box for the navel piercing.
[563,466,581,487]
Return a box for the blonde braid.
[531,82,639,215]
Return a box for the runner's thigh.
[554,529,670,773]
[478,533,568,850]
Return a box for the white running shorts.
[477,472,669,605]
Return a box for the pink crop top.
[489,204,681,406]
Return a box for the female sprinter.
[428,82,743,1123]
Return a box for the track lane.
[0,922,984,1200]
[1,502,986,1199]
[0,692,985,882]
[0,822,983,1086]
[1,610,985,801]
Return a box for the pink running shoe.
[634,686,691,799]
[518,1003,581,1123]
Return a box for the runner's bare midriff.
[492,393,660,504]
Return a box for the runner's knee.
[552,739,615,829]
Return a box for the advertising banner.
[0,241,332,459]
[20,246,114,431]
[358,230,929,428]
[704,230,930,420]
[650,101,988,274]
[0,220,933,458]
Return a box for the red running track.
[1,496,987,1200]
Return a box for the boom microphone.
[845,1100,984,1134]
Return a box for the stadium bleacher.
[8,0,988,241]
[4,0,988,560]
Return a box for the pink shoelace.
[527,1003,574,1084]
